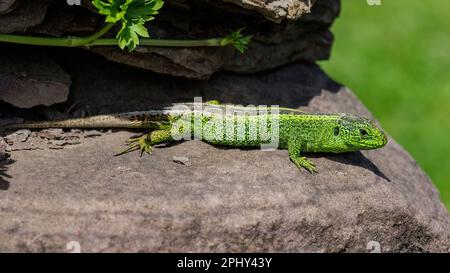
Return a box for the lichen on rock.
[217,0,316,21]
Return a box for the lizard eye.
[334,127,340,136]
[360,129,368,137]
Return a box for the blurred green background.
[320,0,450,209]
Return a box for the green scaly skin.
[3,102,388,173]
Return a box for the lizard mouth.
[376,130,388,147]
[362,131,388,149]
[347,131,388,150]
[381,131,388,146]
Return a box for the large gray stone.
[0,0,52,33]
[0,46,71,108]
[89,0,339,79]
[1,55,449,252]
[0,0,16,14]
[217,0,315,21]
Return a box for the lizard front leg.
[288,137,317,174]
[116,129,174,156]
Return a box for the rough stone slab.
[20,0,338,79]
[1,58,449,252]
[0,0,52,33]
[217,0,315,21]
[0,46,71,108]
[92,29,333,79]
[93,46,233,80]
[90,0,338,79]
[0,0,16,14]
[29,1,100,37]
[0,0,338,79]
[224,30,333,74]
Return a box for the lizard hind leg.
[115,129,174,157]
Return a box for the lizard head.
[334,114,388,152]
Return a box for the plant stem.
[83,23,115,44]
[0,33,228,49]
[0,22,244,50]
[90,37,224,47]
[0,23,114,47]
[0,34,75,47]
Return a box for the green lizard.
[2,102,388,173]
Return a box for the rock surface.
[217,0,315,21]
[0,46,71,108]
[1,54,449,252]
[0,0,16,14]
[0,0,52,33]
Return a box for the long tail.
[1,111,170,129]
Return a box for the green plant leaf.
[92,0,127,23]
[92,0,164,51]
[220,28,253,53]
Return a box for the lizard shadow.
[309,151,391,182]
[222,146,390,182]
[112,132,391,182]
